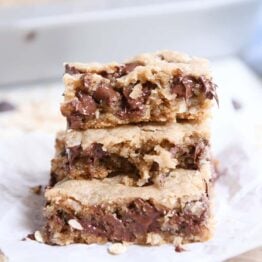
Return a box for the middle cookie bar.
[51,122,211,186]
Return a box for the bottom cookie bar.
[41,169,213,245]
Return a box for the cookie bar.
[61,51,218,129]
[50,122,211,186]
[42,170,213,245]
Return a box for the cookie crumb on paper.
[108,243,127,255]
[30,185,42,195]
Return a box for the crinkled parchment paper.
[0,58,262,262]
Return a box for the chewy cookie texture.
[36,50,217,249]
[61,51,218,129]
[42,173,212,245]
[50,122,210,186]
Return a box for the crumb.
[0,249,8,262]
[108,243,127,255]
[34,231,44,243]
[22,233,35,241]
[0,101,16,113]
[30,185,42,195]
[231,99,242,110]
[175,245,186,252]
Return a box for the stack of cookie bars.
[40,51,218,246]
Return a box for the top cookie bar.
[61,51,218,129]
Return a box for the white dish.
[0,0,260,85]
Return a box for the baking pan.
[0,0,260,85]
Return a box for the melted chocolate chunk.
[61,91,97,129]
[123,86,144,111]
[78,199,163,242]
[100,62,142,79]
[150,162,159,172]
[0,101,16,112]
[68,145,81,165]
[199,76,219,105]
[54,199,208,242]
[100,66,126,79]
[171,76,194,101]
[194,140,208,165]
[82,143,107,162]
[75,91,97,116]
[171,140,208,170]
[61,93,97,121]
[171,75,218,104]
[168,203,207,235]
[93,84,121,107]
[68,143,107,165]
[122,82,152,113]
[67,115,85,129]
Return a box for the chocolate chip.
[49,172,59,187]
[82,143,107,162]
[0,101,16,112]
[62,92,96,128]
[68,114,84,129]
[150,162,159,172]
[100,66,126,79]
[25,233,35,240]
[68,145,81,165]
[175,245,186,252]
[171,75,218,104]
[123,86,143,111]
[171,76,194,101]
[194,140,208,165]
[93,84,121,107]
[75,91,97,116]
[78,199,163,242]
[65,64,83,75]
[30,185,42,195]
[199,76,219,105]
[123,83,152,111]
[231,99,242,110]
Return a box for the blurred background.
[0,0,261,86]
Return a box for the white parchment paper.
[0,58,262,262]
